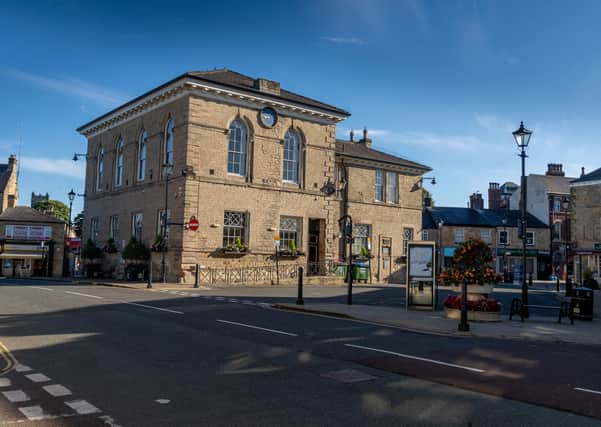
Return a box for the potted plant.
[122,237,150,280]
[81,239,104,278]
[278,239,305,257]
[223,237,249,254]
[103,238,118,254]
[151,234,167,252]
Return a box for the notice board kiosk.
[406,241,437,310]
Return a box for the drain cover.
[321,369,376,383]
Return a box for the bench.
[509,297,574,324]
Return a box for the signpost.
[406,241,436,310]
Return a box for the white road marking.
[257,302,270,308]
[0,378,11,387]
[65,291,104,299]
[169,291,179,295]
[126,302,183,314]
[65,399,101,415]
[17,405,71,421]
[155,398,170,404]
[242,300,255,305]
[344,344,485,373]
[228,298,239,303]
[215,297,225,301]
[178,292,190,296]
[2,390,30,402]
[216,319,298,336]
[43,384,72,397]
[15,364,32,372]
[574,387,601,395]
[191,294,201,298]
[31,286,54,291]
[25,373,51,383]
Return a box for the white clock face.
[260,108,277,128]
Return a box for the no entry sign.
[188,216,199,231]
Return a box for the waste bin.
[571,287,594,320]
[352,263,370,283]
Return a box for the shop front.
[496,248,541,280]
[572,246,601,285]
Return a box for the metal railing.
[196,260,343,285]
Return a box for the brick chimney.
[349,129,354,142]
[545,163,565,177]
[581,167,586,177]
[358,127,372,148]
[469,192,484,209]
[488,182,502,209]
[254,78,280,95]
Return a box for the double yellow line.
[0,341,16,374]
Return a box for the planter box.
[444,307,501,322]
[451,283,494,298]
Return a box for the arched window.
[138,130,147,181]
[164,118,174,166]
[96,146,104,192]
[115,137,124,187]
[227,119,248,176]
[283,129,301,183]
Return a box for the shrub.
[122,237,150,261]
[443,294,501,312]
[81,239,103,261]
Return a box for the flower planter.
[444,307,501,322]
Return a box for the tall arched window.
[227,119,248,176]
[283,129,301,183]
[138,130,147,181]
[164,118,174,166]
[96,146,104,192]
[115,137,124,187]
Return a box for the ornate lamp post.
[512,121,533,316]
[561,198,570,281]
[437,219,444,276]
[67,189,76,234]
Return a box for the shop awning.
[0,252,43,259]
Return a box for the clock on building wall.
[259,107,278,128]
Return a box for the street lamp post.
[161,164,173,283]
[437,219,444,276]
[67,189,76,234]
[512,121,533,317]
[562,198,570,282]
[502,218,508,282]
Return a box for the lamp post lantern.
[512,121,533,317]
[67,189,76,234]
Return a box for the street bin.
[571,287,594,320]
[352,262,370,283]
[335,264,347,278]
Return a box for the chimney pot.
[350,129,354,142]
[581,167,585,177]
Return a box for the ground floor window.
[132,213,143,242]
[352,224,371,256]
[279,216,302,251]
[109,215,119,242]
[90,217,99,244]
[223,211,248,247]
[157,209,171,239]
[403,227,414,255]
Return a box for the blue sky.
[2,0,601,216]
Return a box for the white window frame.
[352,224,371,256]
[526,231,535,246]
[138,130,147,181]
[132,213,143,242]
[422,230,429,241]
[227,119,248,177]
[386,171,398,204]
[115,138,124,187]
[109,215,119,241]
[223,211,248,248]
[283,129,301,184]
[164,119,174,166]
[279,216,302,251]
[96,146,104,192]
[374,169,384,202]
[498,230,510,245]
[454,229,465,243]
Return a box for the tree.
[33,199,69,223]
[73,212,84,237]
[422,188,435,207]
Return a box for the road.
[0,280,599,426]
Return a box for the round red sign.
[188,216,199,231]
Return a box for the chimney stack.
[581,167,586,177]
[545,163,565,177]
[488,182,502,209]
[358,127,372,148]
[8,154,16,170]
[469,192,484,209]
[350,129,354,142]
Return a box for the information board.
[406,241,436,310]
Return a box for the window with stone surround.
[164,118,174,166]
[223,211,248,248]
[279,216,302,251]
[90,217,99,244]
[228,119,248,176]
[96,146,104,192]
[109,215,120,242]
[138,130,147,181]
[498,230,510,245]
[132,213,143,242]
[283,129,301,183]
[115,137,124,187]
[352,224,371,256]
[454,228,465,243]
[386,171,398,204]
[374,169,384,201]
[403,227,414,255]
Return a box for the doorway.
[308,219,320,275]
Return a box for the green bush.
[122,237,150,261]
[81,239,103,261]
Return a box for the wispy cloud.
[474,112,514,133]
[1,68,129,108]
[20,156,85,179]
[322,36,367,46]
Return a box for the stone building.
[0,206,65,277]
[0,155,18,214]
[31,192,49,207]
[77,69,430,283]
[569,167,601,283]
[422,207,550,280]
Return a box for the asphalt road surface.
[0,280,599,426]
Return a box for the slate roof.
[571,167,601,184]
[423,207,548,229]
[335,140,431,171]
[78,69,349,132]
[0,207,65,224]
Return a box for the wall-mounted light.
[268,227,277,232]
[210,224,221,228]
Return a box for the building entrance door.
[308,219,320,275]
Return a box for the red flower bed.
[443,294,501,312]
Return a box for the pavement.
[0,279,601,425]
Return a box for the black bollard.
[194,264,199,288]
[458,278,470,331]
[147,263,153,289]
[296,266,304,305]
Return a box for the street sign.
[188,216,199,231]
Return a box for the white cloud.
[474,113,514,133]
[1,68,129,108]
[20,156,85,179]
[321,36,367,46]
